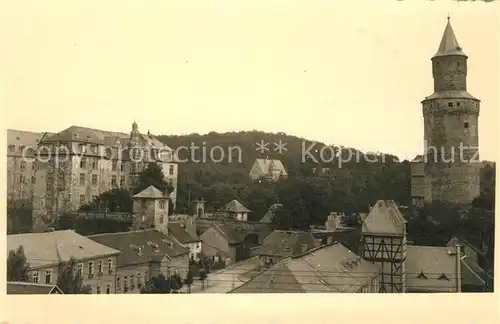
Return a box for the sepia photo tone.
[4,2,496,298]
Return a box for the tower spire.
[433,16,466,58]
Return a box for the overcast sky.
[2,0,498,161]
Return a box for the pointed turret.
[433,16,466,58]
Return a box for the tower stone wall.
[414,18,481,206]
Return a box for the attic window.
[74,133,79,138]
[438,273,450,281]
[416,270,427,279]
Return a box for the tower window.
[464,122,469,129]
[448,102,453,107]
[456,102,460,107]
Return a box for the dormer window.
[416,270,427,279]
[438,273,450,281]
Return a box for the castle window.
[79,195,86,206]
[80,158,86,168]
[112,160,118,171]
[20,161,26,170]
[32,271,40,283]
[456,102,460,107]
[92,160,98,170]
[111,175,117,187]
[120,176,125,187]
[169,165,174,175]
[8,145,15,152]
[159,200,166,209]
[79,173,86,185]
[448,102,453,107]
[91,174,98,185]
[464,122,469,129]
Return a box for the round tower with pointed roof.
[421,17,481,204]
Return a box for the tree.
[7,199,33,234]
[79,188,133,213]
[199,269,207,291]
[141,274,183,294]
[184,269,194,293]
[135,163,174,195]
[169,273,184,292]
[57,257,91,294]
[7,246,29,282]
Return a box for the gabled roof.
[260,204,282,223]
[168,223,200,244]
[224,199,251,213]
[88,229,189,267]
[7,230,121,269]
[433,17,467,59]
[42,125,172,150]
[257,230,317,257]
[6,130,53,157]
[252,159,288,177]
[7,282,64,294]
[406,245,458,292]
[231,243,380,293]
[209,223,250,245]
[362,200,406,236]
[133,186,166,199]
[446,236,486,257]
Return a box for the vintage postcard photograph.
[1,0,498,323]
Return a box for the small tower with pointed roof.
[132,185,169,235]
[361,200,407,293]
[419,17,481,204]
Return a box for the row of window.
[7,145,35,154]
[116,271,148,293]
[78,174,126,187]
[17,175,36,184]
[94,283,112,294]
[32,269,52,285]
[17,161,36,171]
[76,259,114,278]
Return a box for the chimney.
[194,198,206,218]
[456,244,462,292]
